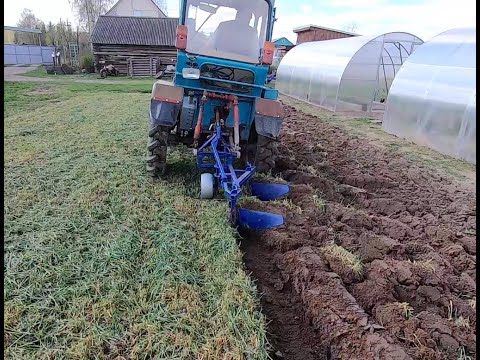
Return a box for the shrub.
[80,53,95,73]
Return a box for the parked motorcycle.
[100,64,119,78]
[155,58,176,79]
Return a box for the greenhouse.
[383,28,476,164]
[276,32,423,112]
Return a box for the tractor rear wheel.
[146,125,168,177]
[253,135,278,173]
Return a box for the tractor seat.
[211,21,259,59]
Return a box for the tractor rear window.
[185,0,270,63]
[200,64,255,93]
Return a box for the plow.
[194,94,289,229]
[147,0,289,229]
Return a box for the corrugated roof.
[4,26,42,34]
[293,24,358,37]
[91,16,178,46]
[273,37,294,47]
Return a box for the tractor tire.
[146,125,169,177]
[254,135,278,173]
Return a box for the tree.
[69,0,115,34]
[46,22,56,45]
[17,8,44,29]
[342,22,358,33]
[153,0,168,14]
[16,9,45,44]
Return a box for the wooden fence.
[127,58,162,77]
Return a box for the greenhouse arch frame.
[383,27,476,164]
[276,32,424,112]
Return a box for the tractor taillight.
[262,41,275,65]
[176,25,188,50]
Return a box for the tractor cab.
[174,0,276,97]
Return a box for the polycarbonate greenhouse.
[383,28,476,164]
[276,32,423,112]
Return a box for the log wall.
[93,43,177,77]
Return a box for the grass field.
[4,80,269,359]
[19,65,155,82]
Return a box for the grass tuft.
[468,297,476,310]
[321,244,364,276]
[398,302,414,319]
[457,346,473,360]
[312,194,326,211]
[454,316,470,329]
[409,258,437,273]
[298,164,318,176]
[272,198,302,214]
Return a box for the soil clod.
[241,105,476,360]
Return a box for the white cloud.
[3,0,475,45]
[3,0,182,27]
[4,0,77,26]
[299,4,313,14]
[165,0,180,17]
[329,0,386,9]
[273,0,476,43]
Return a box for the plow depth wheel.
[200,173,215,199]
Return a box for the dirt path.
[3,66,160,85]
[241,104,476,359]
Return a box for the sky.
[4,0,476,42]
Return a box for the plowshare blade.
[250,182,290,202]
[237,208,285,230]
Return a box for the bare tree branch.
[153,0,168,14]
[16,9,45,44]
[342,22,358,33]
[69,0,114,34]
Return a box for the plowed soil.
[241,104,476,360]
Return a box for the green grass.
[3,81,154,118]
[77,73,156,81]
[4,81,269,359]
[19,65,52,78]
[20,65,155,82]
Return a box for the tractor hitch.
[196,120,289,230]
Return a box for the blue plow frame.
[197,124,289,230]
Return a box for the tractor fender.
[150,82,184,128]
[254,98,284,140]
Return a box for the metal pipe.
[233,98,240,148]
[194,91,207,146]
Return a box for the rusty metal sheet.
[152,82,184,104]
[255,98,284,118]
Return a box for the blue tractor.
[146,0,289,229]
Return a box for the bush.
[80,53,95,73]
